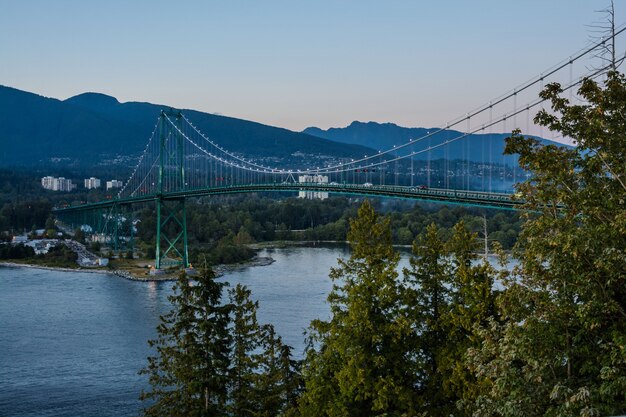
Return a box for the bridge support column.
[111,204,120,254]
[155,197,189,269]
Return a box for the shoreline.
[0,261,112,275]
[113,256,277,282]
[0,240,337,281]
[0,255,276,282]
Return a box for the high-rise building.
[106,180,124,190]
[41,176,76,191]
[41,176,55,190]
[56,177,76,191]
[84,177,101,189]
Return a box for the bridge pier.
[155,197,189,269]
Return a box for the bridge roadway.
[53,182,522,214]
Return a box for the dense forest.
[139,71,626,416]
[132,197,521,266]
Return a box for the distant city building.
[84,177,101,189]
[41,176,55,190]
[41,176,76,191]
[56,177,76,191]
[106,180,123,190]
[298,174,329,200]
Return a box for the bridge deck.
[53,183,523,213]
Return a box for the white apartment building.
[84,177,101,189]
[106,180,124,190]
[41,176,76,191]
[41,176,55,190]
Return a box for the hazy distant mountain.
[304,121,569,165]
[0,86,374,169]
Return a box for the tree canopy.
[141,270,299,417]
[466,71,626,416]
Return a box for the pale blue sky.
[1,1,623,132]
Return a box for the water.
[0,246,354,417]
[0,246,508,417]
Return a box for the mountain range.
[0,85,569,173]
[0,86,373,169]
[303,121,567,165]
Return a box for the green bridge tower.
[155,110,189,269]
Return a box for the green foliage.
[299,200,419,416]
[254,325,301,417]
[141,272,300,417]
[403,223,451,413]
[0,242,78,266]
[466,72,626,416]
[140,268,232,416]
[133,197,522,268]
[0,243,35,259]
[38,244,78,267]
[73,228,85,243]
[233,226,254,245]
[402,221,500,416]
[44,215,56,230]
[189,234,255,266]
[440,222,498,414]
[0,199,52,232]
[228,284,301,417]
[228,284,264,417]
[295,201,507,416]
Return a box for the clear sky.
[1,0,624,133]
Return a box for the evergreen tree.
[403,222,452,414]
[140,268,232,417]
[228,284,264,417]
[229,283,301,417]
[467,72,626,416]
[299,200,419,416]
[405,221,499,416]
[276,341,302,416]
[441,222,498,414]
[256,325,301,417]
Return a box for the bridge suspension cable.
[114,25,626,200]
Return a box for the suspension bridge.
[54,28,626,269]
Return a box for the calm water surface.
[0,245,507,417]
[0,246,354,417]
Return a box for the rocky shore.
[0,255,276,282]
[214,256,275,278]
